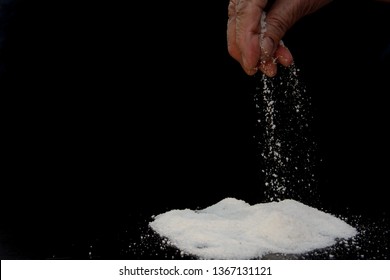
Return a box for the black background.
[1,0,389,259]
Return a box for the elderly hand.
[227,0,332,77]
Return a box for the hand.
[227,0,332,77]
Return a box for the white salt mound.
[149,198,357,259]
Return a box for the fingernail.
[246,67,258,76]
[242,56,250,70]
[242,56,256,75]
[260,36,274,60]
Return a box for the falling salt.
[254,64,318,204]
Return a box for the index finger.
[235,0,267,72]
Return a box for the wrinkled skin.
[227,0,332,77]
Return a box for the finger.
[228,0,257,75]
[227,0,241,63]
[235,0,268,73]
[261,0,297,60]
[274,42,293,67]
[258,60,277,77]
[263,0,332,60]
[258,41,291,77]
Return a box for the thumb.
[260,4,297,61]
[261,0,332,60]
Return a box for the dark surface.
[1,1,389,259]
